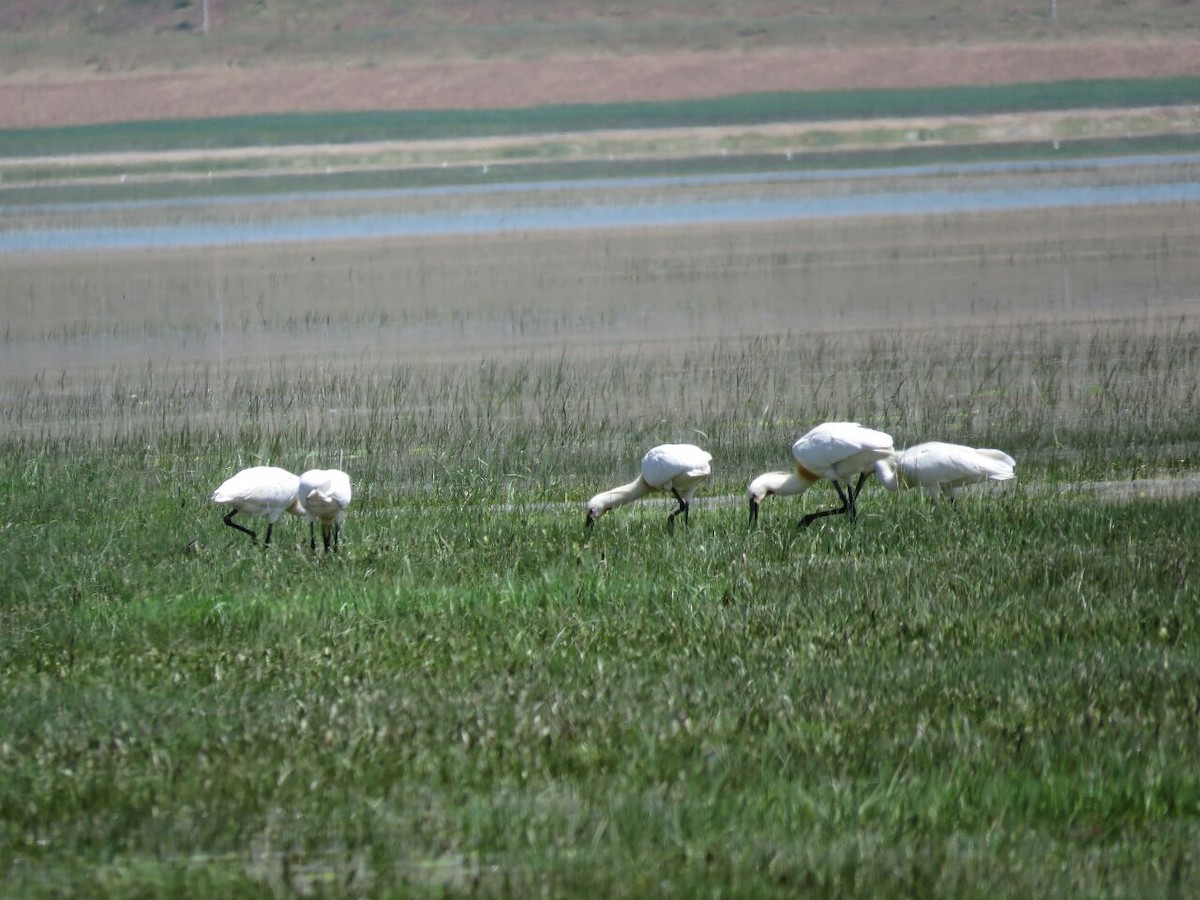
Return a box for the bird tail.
[975,448,1016,467]
[975,449,1016,480]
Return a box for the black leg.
[845,472,871,521]
[799,481,853,528]
[309,520,317,553]
[666,487,687,534]
[849,471,870,506]
[263,522,274,547]
[223,509,257,541]
[322,521,333,552]
[332,523,340,553]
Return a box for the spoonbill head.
[298,468,353,552]
[875,441,1015,502]
[748,422,893,527]
[211,465,303,546]
[586,443,712,534]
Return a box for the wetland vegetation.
[4,0,1200,890]
[4,185,1199,893]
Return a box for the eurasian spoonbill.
[211,466,303,546]
[748,422,894,527]
[586,443,712,534]
[299,468,353,552]
[874,441,1015,503]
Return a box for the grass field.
[4,461,1198,896]
[3,179,1200,893]
[4,2,1200,892]
[3,77,1199,200]
[6,77,1200,160]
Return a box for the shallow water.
[4,153,1200,253]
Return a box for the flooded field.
[5,153,1200,253]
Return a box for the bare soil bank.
[3,40,1199,129]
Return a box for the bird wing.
[299,469,353,510]
[212,466,300,506]
[332,471,353,506]
[641,444,712,488]
[902,443,1015,484]
[792,422,893,474]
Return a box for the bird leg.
[666,487,688,534]
[309,521,318,553]
[223,509,257,541]
[846,471,870,521]
[263,522,275,547]
[322,521,335,553]
[799,481,854,528]
[849,471,870,506]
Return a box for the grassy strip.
[4,131,1200,208]
[4,322,1198,501]
[2,76,1198,158]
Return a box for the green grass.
[3,442,1199,895]
[3,76,1199,158]
[3,315,1200,893]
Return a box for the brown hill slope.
[1,1,1198,128]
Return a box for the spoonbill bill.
[874,442,1015,503]
[748,422,894,528]
[211,465,303,546]
[586,443,712,534]
[299,468,353,552]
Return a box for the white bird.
[586,443,713,534]
[748,422,894,528]
[298,468,353,552]
[211,466,303,547]
[874,441,1015,503]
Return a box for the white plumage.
[298,469,353,552]
[211,465,303,546]
[747,422,894,527]
[586,443,712,533]
[875,441,1015,502]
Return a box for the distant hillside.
[4,0,1199,73]
[1,1,1198,128]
